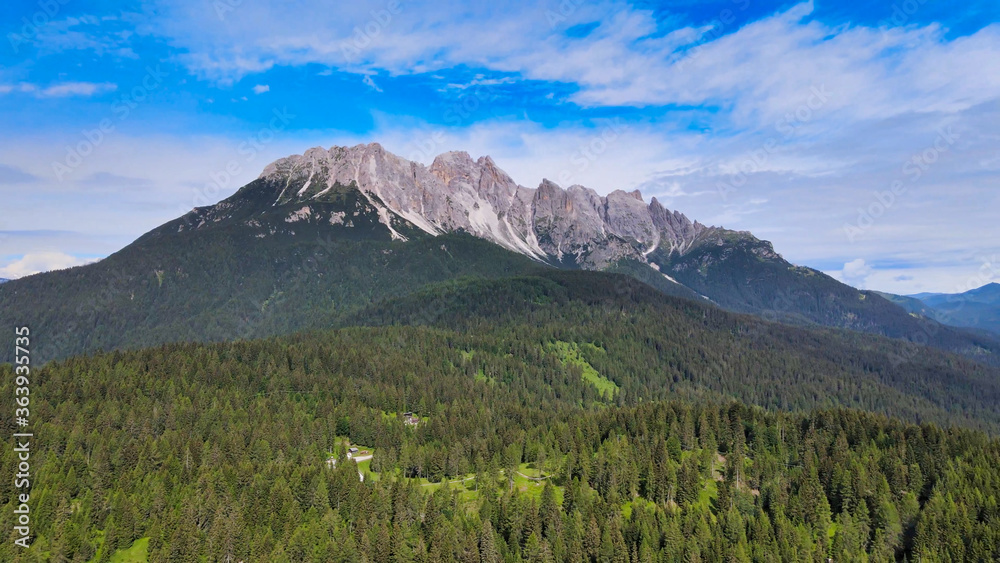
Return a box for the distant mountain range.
[878,283,1000,335]
[0,278,8,284]
[1,142,998,366]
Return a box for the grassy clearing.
[416,475,482,504]
[622,498,657,520]
[549,341,619,399]
[507,463,564,503]
[697,479,719,514]
[461,350,496,384]
[87,536,149,563]
[110,538,150,563]
[361,462,564,508]
[473,369,494,384]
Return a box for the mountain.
[877,284,1000,336]
[256,144,706,270]
[2,142,998,365]
[904,283,1000,335]
[0,278,8,284]
[921,282,1000,306]
[254,144,997,348]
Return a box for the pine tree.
[479,520,501,563]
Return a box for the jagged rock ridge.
[254,142,710,269]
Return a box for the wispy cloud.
[146,0,1000,128]
[20,14,139,58]
[0,84,36,95]
[39,82,118,97]
[362,74,383,92]
[0,82,117,97]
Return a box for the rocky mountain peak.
[249,143,716,269]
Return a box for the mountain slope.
[2,142,997,366]
[639,226,1000,365]
[876,291,943,319]
[0,212,545,363]
[337,270,1000,431]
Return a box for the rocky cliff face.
[254,143,709,269]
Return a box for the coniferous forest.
[2,272,1000,562]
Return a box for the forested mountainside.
[2,143,998,367]
[338,270,1000,432]
[645,230,1000,364]
[0,231,544,364]
[1,326,998,562]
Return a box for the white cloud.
[149,1,1000,128]
[838,258,874,288]
[27,14,139,59]
[0,83,37,95]
[0,252,96,279]
[825,255,1000,295]
[362,74,383,92]
[1,82,118,97]
[40,82,118,97]
[252,84,270,94]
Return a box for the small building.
[349,447,359,454]
[404,414,420,426]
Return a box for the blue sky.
[1,0,999,293]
